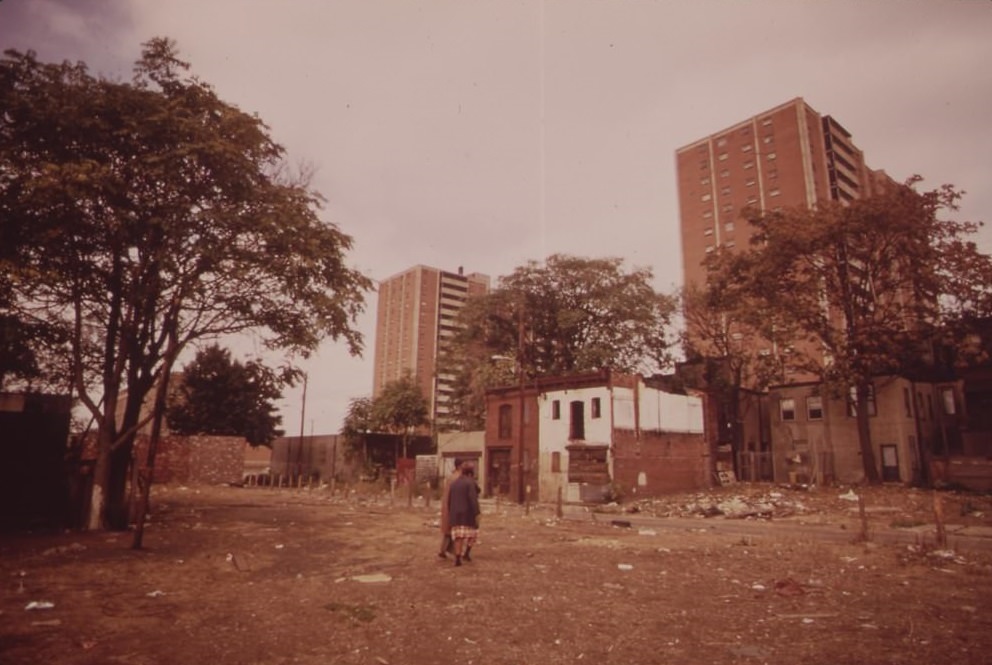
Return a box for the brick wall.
[612,428,710,497]
[134,434,246,485]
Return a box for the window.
[725,221,735,232]
[767,152,777,160]
[780,398,796,421]
[743,161,754,170]
[552,400,561,420]
[745,179,756,187]
[716,137,727,147]
[942,388,956,415]
[700,177,710,185]
[570,400,586,440]
[741,144,753,152]
[725,240,735,248]
[702,210,713,219]
[720,186,731,196]
[806,396,823,420]
[763,135,774,144]
[701,193,711,202]
[722,203,733,213]
[903,387,913,417]
[591,397,601,419]
[761,117,773,127]
[498,404,513,439]
[720,169,730,178]
[769,189,781,197]
[847,385,877,417]
[551,451,561,473]
[703,228,713,236]
[718,153,728,161]
[768,169,779,180]
[746,195,758,204]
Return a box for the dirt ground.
[2,482,991,665]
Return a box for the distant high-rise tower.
[372,265,490,426]
[676,97,890,290]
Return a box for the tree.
[439,254,678,427]
[679,281,784,469]
[0,40,372,532]
[166,344,295,446]
[341,396,376,466]
[710,179,992,483]
[371,374,430,460]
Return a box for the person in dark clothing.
[447,461,480,567]
[437,457,463,558]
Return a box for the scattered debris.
[41,543,87,557]
[25,601,55,611]
[146,590,166,598]
[617,563,634,571]
[773,578,806,597]
[351,573,392,583]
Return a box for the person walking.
[437,458,462,558]
[447,461,480,567]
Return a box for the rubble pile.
[625,488,815,520]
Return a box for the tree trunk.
[133,369,173,549]
[86,425,114,530]
[856,382,881,484]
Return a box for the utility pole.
[297,372,308,480]
[517,302,526,505]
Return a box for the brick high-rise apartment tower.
[676,97,891,291]
[372,265,490,426]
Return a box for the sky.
[3,0,991,436]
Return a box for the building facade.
[484,370,710,503]
[675,98,922,485]
[676,96,891,290]
[372,265,489,428]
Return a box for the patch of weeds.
[324,602,376,623]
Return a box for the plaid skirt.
[450,525,478,545]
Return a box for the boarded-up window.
[591,397,601,419]
[551,451,561,473]
[552,400,561,420]
[498,404,512,439]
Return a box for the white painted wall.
[639,389,704,434]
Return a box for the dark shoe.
[463,553,472,562]
[437,551,447,559]
[454,556,462,567]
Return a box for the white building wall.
[639,389,704,434]
[538,385,613,502]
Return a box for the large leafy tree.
[167,345,294,446]
[709,179,992,483]
[0,40,372,531]
[371,373,430,460]
[341,396,376,464]
[439,254,677,429]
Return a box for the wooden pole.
[933,491,947,549]
[857,494,870,543]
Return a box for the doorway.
[881,444,900,482]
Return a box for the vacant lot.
[2,483,991,665]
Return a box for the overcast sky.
[3,0,991,436]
